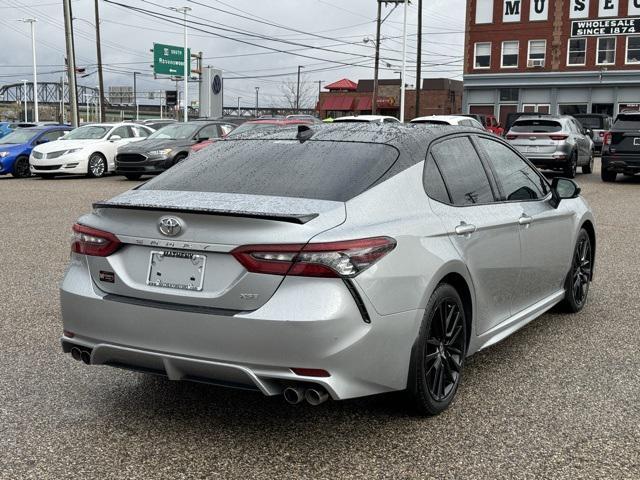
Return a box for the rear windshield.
[511,120,562,133]
[614,114,640,129]
[574,116,604,129]
[141,140,399,202]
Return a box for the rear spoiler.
[92,201,318,225]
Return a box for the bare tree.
[281,75,317,110]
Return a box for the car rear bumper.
[602,153,640,172]
[60,254,422,400]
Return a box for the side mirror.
[550,177,581,208]
[197,136,209,143]
[585,128,593,136]
[109,135,122,141]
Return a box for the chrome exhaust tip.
[80,350,91,365]
[283,386,305,405]
[70,347,82,361]
[304,388,329,406]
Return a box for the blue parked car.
[0,125,72,178]
[0,122,12,139]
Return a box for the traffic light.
[166,90,178,106]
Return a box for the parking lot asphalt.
[1,163,639,480]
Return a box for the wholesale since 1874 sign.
[571,17,640,36]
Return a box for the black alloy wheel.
[409,283,467,415]
[560,229,592,313]
[12,156,31,178]
[564,152,578,179]
[582,151,594,174]
[87,153,107,178]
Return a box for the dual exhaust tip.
[70,346,92,365]
[283,386,329,406]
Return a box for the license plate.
[147,250,206,291]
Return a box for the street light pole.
[171,6,192,122]
[21,80,28,122]
[399,0,408,123]
[372,1,382,115]
[133,71,140,120]
[21,18,38,123]
[255,87,259,118]
[237,96,241,116]
[296,65,304,111]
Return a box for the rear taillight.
[603,132,612,145]
[549,134,569,141]
[506,134,517,140]
[232,237,396,278]
[599,131,605,137]
[71,223,121,257]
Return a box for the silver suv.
[505,115,594,178]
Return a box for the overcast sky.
[0,0,465,107]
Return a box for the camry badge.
[158,216,183,237]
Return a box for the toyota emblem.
[158,216,183,237]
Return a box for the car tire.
[407,283,467,416]
[559,229,592,313]
[172,153,187,166]
[601,168,617,182]
[124,173,142,181]
[11,156,31,178]
[582,151,594,174]
[87,153,107,178]
[564,152,577,178]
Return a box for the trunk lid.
[82,190,346,311]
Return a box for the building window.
[567,38,587,66]
[500,88,519,102]
[626,37,640,64]
[527,40,546,67]
[597,37,616,65]
[501,41,519,68]
[474,42,491,69]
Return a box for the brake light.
[549,134,569,141]
[71,223,122,257]
[506,134,517,140]
[599,131,605,137]
[232,237,396,278]
[603,132,612,145]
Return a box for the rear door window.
[477,138,547,201]
[430,136,495,206]
[141,140,400,202]
[511,120,562,133]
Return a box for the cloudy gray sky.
[0,0,465,107]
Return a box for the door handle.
[518,215,533,226]
[455,222,477,236]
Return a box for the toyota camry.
[60,123,595,415]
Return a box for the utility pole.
[255,87,259,118]
[400,0,408,123]
[414,0,423,119]
[63,0,79,127]
[94,0,105,122]
[20,18,38,122]
[296,65,304,111]
[237,96,241,116]
[21,80,28,122]
[372,0,382,115]
[133,72,140,120]
[171,6,191,122]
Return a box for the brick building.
[317,78,463,120]
[464,0,640,121]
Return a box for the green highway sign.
[153,43,191,77]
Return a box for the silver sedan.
[60,124,595,415]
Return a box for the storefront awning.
[320,96,355,111]
[355,96,372,111]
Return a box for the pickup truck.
[601,112,640,182]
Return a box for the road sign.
[153,43,191,77]
[166,90,178,106]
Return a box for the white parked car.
[334,115,400,124]
[411,115,485,130]
[30,123,154,178]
